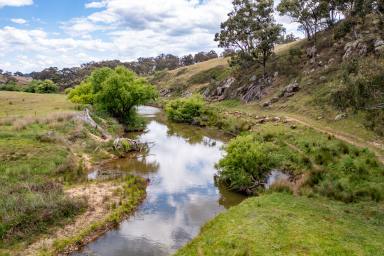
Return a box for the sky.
[0,0,300,73]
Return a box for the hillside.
[151,17,384,161]
[0,74,32,87]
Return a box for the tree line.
[0,50,222,90]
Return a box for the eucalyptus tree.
[215,0,284,75]
[277,0,326,42]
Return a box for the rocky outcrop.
[343,40,368,60]
[306,46,317,59]
[335,113,347,121]
[262,81,300,107]
[374,39,384,55]
[205,77,236,101]
[280,81,300,98]
[239,76,273,103]
[205,75,273,103]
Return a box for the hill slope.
[151,17,384,161]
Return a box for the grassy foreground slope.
[0,92,146,255]
[176,193,384,256]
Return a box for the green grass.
[187,65,230,85]
[0,92,128,253]
[0,93,86,250]
[176,193,384,256]
[247,124,383,202]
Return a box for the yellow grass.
[0,91,77,118]
[169,57,230,78]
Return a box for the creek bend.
[73,106,246,256]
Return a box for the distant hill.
[0,73,32,87]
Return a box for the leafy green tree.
[68,66,158,123]
[215,0,283,74]
[277,0,326,42]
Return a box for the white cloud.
[61,0,234,60]
[61,17,112,37]
[11,18,27,24]
[0,26,113,72]
[0,0,33,8]
[0,0,300,72]
[85,1,107,9]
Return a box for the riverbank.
[0,92,147,256]
[176,193,384,255]
[161,96,384,255]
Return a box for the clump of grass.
[269,180,294,194]
[12,112,77,131]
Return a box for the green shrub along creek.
[165,98,384,202]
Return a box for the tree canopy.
[215,0,284,73]
[68,66,158,123]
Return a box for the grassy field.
[176,193,384,256]
[0,91,76,118]
[0,92,144,255]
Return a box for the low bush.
[165,97,254,134]
[0,83,22,92]
[165,96,207,123]
[333,19,355,40]
[216,135,279,194]
[331,58,384,135]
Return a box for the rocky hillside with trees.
[152,0,384,136]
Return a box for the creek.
[73,106,246,256]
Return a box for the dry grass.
[12,112,78,130]
[0,91,80,130]
[274,40,305,55]
[154,58,230,90]
[0,91,77,118]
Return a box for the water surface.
[74,107,246,256]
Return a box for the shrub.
[25,80,59,94]
[0,83,21,92]
[216,135,280,194]
[333,19,354,40]
[331,58,384,134]
[165,96,206,123]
